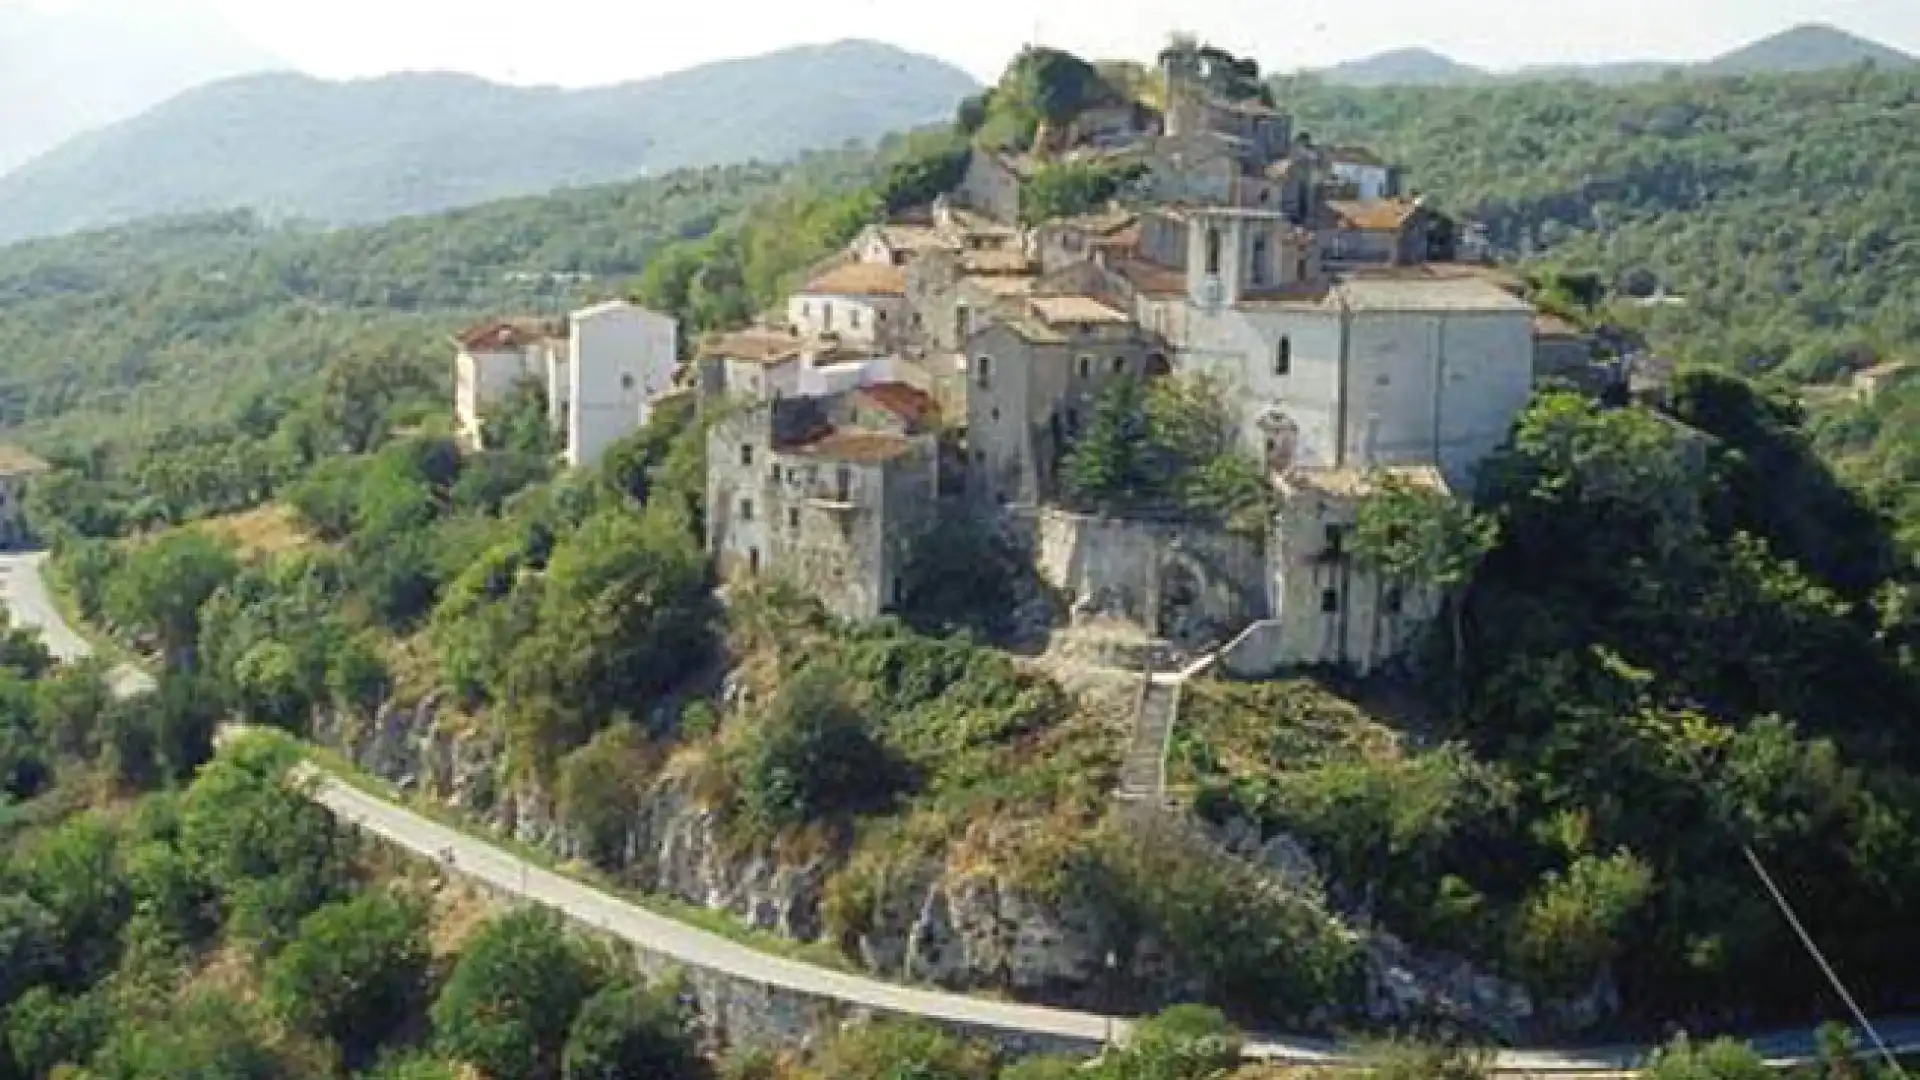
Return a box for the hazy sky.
[20,0,1920,86]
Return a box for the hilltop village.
[456,41,1611,678]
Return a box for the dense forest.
[3,55,1920,1070]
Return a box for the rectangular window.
[739,498,754,522]
[740,444,754,467]
[976,356,992,389]
[788,507,800,530]
[1078,356,1091,379]
[835,467,852,502]
[1112,356,1126,375]
[1321,588,1340,614]
[1384,587,1404,615]
[748,548,761,575]
[1324,524,1345,556]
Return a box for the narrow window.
[1251,236,1269,285]
[1325,524,1345,557]
[822,302,834,331]
[1205,227,1223,275]
[788,507,800,530]
[620,373,635,390]
[1384,587,1404,615]
[976,355,992,389]
[1321,588,1340,614]
[740,444,754,467]
[748,548,761,575]
[850,308,862,330]
[1066,408,1081,436]
[1078,356,1091,379]
[990,407,1001,423]
[1275,336,1293,376]
[892,576,905,604]
[835,467,852,502]
[740,498,754,522]
[1111,356,1126,375]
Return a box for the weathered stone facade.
[706,387,939,621]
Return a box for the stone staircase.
[1118,675,1178,800]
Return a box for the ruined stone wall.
[1027,508,1267,650]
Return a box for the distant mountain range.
[0,40,979,246]
[1315,23,1917,87]
[0,0,284,175]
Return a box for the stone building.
[787,262,912,350]
[1217,465,1447,678]
[955,148,1025,224]
[453,318,565,450]
[1325,146,1397,201]
[0,446,50,549]
[963,294,1169,508]
[1320,198,1431,268]
[454,300,678,468]
[566,300,679,469]
[705,383,940,620]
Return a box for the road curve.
[0,550,155,698]
[6,548,1917,1071]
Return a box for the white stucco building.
[787,262,912,349]
[1327,146,1396,201]
[455,300,679,468]
[567,300,679,469]
[453,319,564,450]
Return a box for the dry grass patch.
[190,504,314,560]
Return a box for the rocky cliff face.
[312,693,1590,1041]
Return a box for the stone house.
[955,148,1024,224]
[452,318,565,450]
[0,446,50,549]
[705,384,940,620]
[565,300,679,469]
[1326,146,1397,201]
[1853,360,1913,401]
[1532,313,1601,387]
[963,295,1169,507]
[787,262,912,350]
[1217,465,1446,678]
[454,300,678,467]
[1320,199,1431,268]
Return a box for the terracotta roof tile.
[1029,295,1133,326]
[855,382,938,427]
[1328,198,1422,232]
[700,327,804,366]
[456,318,559,351]
[784,429,919,464]
[799,262,909,297]
[1112,258,1188,298]
[961,249,1036,275]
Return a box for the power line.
[1736,841,1908,1079]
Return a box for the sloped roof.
[700,327,804,365]
[798,262,909,297]
[456,318,557,351]
[1533,313,1588,339]
[1328,145,1388,168]
[784,429,918,464]
[855,382,939,427]
[1327,198,1423,232]
[1029,295,1133,326]
[1112,258,1188,298]
[1337,276,1534,314]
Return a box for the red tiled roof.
[856,382,938,427]
[1112,258,1188,298]
[699,327,804,365]
[784,429,917,464]
[1328,198,1422,232]
[456,319,556,351]
[799,262,909,297]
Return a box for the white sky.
[19,0,1920,86]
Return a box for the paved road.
[0,550,155,697]
[8,550,1919,1071]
